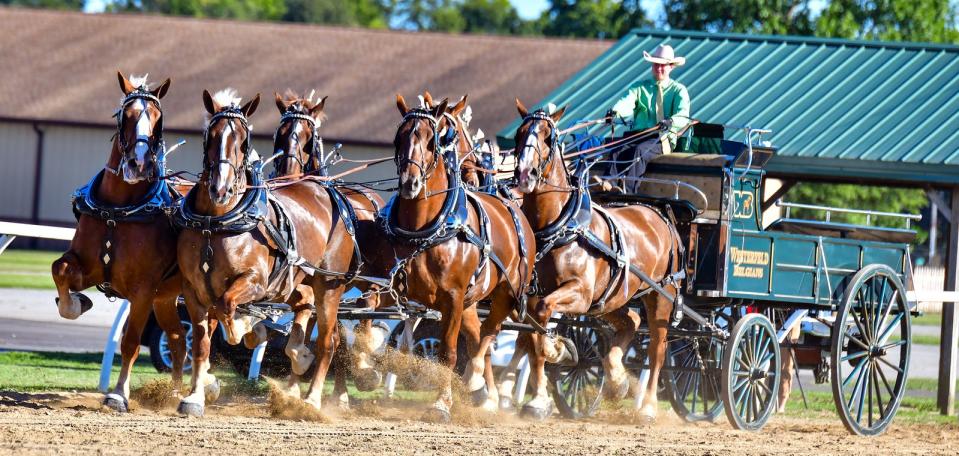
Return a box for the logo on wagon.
[730,247,768,279]
[734,191,754,219]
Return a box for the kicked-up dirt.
[0,390,956,455]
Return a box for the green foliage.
[389,0,530,34]
[539,0,650,39]
[817,0,959,43]
[0,0,82,8]
[663,0,814,35]
[281,0,388,28]
[787,182,928,243]
[108,0,287,20]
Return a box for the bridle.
[108,88,165,179]
[517,110,564,184]
[394,108,458,184]
[202,106,254,192]
[270,107,322,178]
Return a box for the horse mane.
[280,89,327,123]
[212,88,242,108]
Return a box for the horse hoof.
[204,379,221,403]
[421,407,451,424]
[287,347,315,376]
[470,385,489,407]
[499,396,515,411]
[177,401,204,417]
[353,368,382,392]
[55,293,93,320]
[520,404,552,421]
[603,378,630,401]
[102,393,128,413]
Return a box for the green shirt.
[611,79,691,147]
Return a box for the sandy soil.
[0,390,956,455]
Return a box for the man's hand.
[658,118,673,131]
[605,109,615,124]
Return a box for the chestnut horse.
[51,73,187,412]
[174,89,357,416]
[266,91,388,407]
[385,94,535,421]
[510,101,683,421]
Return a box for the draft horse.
[510,100,684,421]
[51,73,187,412]
[383,94,535,421]
[174,89,358,416]
[265,91,389,407]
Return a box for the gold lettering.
[730,247,769,265]
[733,265,765,278]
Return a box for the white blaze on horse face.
[214,122,234,199]
[133,98,152,165]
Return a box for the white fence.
[912,266,957,313]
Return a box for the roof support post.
[937,186,959,415]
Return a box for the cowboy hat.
[643,44,685,66]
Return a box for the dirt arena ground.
[0,390,956,455]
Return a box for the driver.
[605,44,690,191]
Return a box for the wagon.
[550,122,918,436]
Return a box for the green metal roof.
[497,29,959,186]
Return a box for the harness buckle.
[106,219,117,228]
[201,229,212,238]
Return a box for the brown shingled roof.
[0,7,610,145]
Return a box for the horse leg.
[177,289,216,417]
[102,293,152,412]
[520,295,554,420]
[598,307,640,401]
[778,324,801,413]
[152,294,187,395]
[330,322,352,409]
[303,281,345,411]
[498,331,530,410]
[540,281,591,364]
[463,290,512,412]
[353,319,388,392]
[422,295,463,424]
[217,270,266,346]
[51,252,92,320]
[284,284,316,379]
[639,292,675,421]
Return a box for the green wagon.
[581,123,918,435]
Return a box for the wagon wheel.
[830,264,911,436]
[548,317,608,419]
[721,312,781,431]
[664,335,725,422]
[664,308,733,423]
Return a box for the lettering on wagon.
[731,247,768,279]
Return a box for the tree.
[663,0,814,35]
[389,0,532,35]
[1,0,82,9]
[107,0,287,21]
[816,0,959,43]
[281,0,389,28]
[540,0,650,39]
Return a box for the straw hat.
[643,44,685,66]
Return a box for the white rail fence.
[911,266,958,313]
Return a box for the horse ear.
[451,94,469,116]
[550,104,568,122]
[515,98,529,118]
[152,78,171,99]
[423,91,434,108]
[203,89,218,115]
[432,98,449,118]
[118,71,136,95]
[274,92,288,113]
[242,93,261,117]
[396,94,410,116]
[310,95,328,119]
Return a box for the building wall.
[0,121,394,226]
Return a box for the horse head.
[201,88,260,207]
[512,98,566,194]
[393,93,449,199]
[271,91,327,177]
[113,72,170,184]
